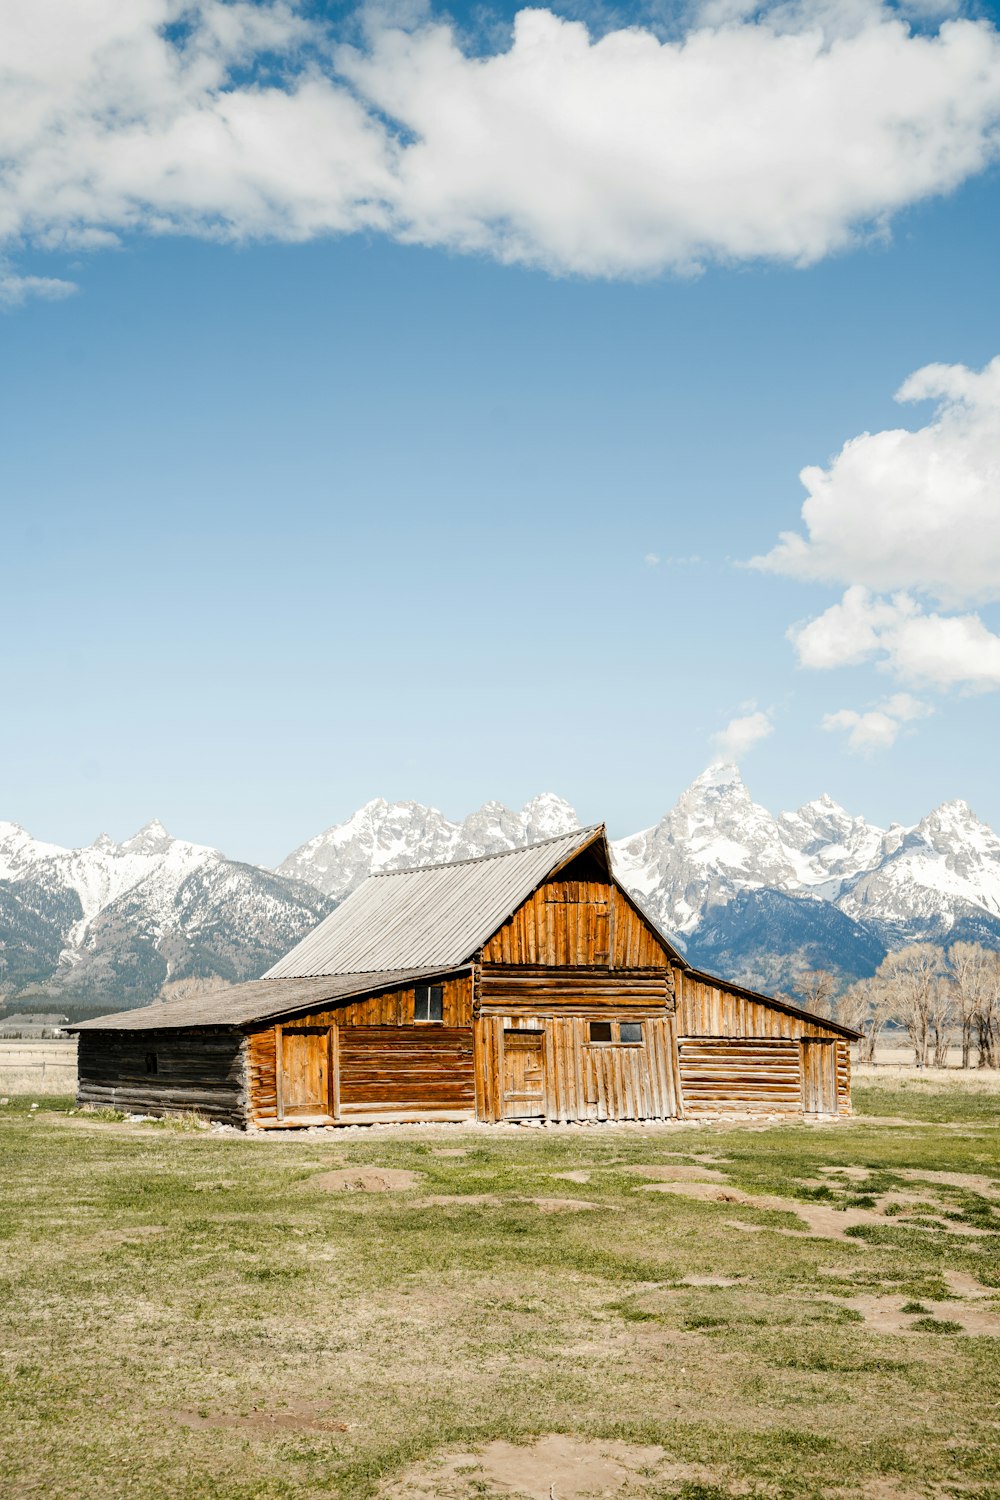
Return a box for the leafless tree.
[948,942,1000,1068]
[879,944,953,1067]
[794,966,839,1017]
[837,976,890,1064]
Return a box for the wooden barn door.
[277,1026,336,1122]
[502,1030,546,1119]
[800,1039,837,1115]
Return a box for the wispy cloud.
[822,692,933,755]
[711,708,774,761]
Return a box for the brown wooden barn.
[72,825,857,1126]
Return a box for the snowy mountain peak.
[121,819,174,855]
[92,832,116,852]
[693,761,746,793]
[521,793,580,840]
[277,793,583,898]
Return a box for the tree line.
[809,943,1000,1068]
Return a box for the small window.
[414,984,444,1022]
[589,1021,613,1043]
[144,1052,158,1075]
[619,1022,643,1044]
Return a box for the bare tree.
[796,967,840,1018]
[838,976,890,1064]
[879,944,952,1067]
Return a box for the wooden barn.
[71,825,857,1127]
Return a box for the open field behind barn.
[1,1084,998,1500]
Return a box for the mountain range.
[3,767,1000,1012]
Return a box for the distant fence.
[0,1040,78,1096]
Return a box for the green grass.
[1,1090,999,1500]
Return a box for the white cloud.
[789,585,1000,691]
[711,709,774,760]
[822,692,933,754]
[644,552,661,566]
[0,266,77,305]
[3,2,1000,283]
[752,356,1000,607]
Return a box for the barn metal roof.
[70,969,461,1032]
[264,825,605,977]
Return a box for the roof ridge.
[370,824,603,877]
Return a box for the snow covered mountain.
[3,771,1000,1011]
[0,820,330,1009]
[277,793,580,897]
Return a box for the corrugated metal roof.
[265,825,604,977]
[70,969,461,1032]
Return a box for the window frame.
[413,984,444,1023]
[144,1051,158,1074]
[585,1020,645,1046]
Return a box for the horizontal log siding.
[481,881,670,969]
[476,1013,680,1122]
[479,966,673,1013]
[77,1030,246,1124]
[678,1037,802,1116]
[246,975,473,1125]
[338,1027,474,1115]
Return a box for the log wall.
[76,1029,246,1124]
[475,967,681,1121]
[676,972,851,1116]
[245,975,474,1125]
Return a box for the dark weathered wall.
[76,1029,246,1124]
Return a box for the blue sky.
[2,0,1000,863]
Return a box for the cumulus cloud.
[822,692,933,754]
[711,709,774,760]
[752,356,1000,607]
[3,1,1000,282]
[755,356,1000,737]
[789,585,1000,691]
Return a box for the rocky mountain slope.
[0,820,331,1010]
[3,770,999,1011]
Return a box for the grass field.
[1,1084,998,1500]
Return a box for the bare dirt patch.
[169,1404,350,1436]
[430,1148,468,1157]
[822,1293,1000,1337]
[379,1434,728,1500]
[679,1273,744,1287]
[898,1168,1000,1197]
[552,1169,592,1184]
[308,1168,423,1193]
[415,1194,598,1212]
[623,1163,729,1183]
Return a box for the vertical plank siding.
[481,880,671,969]
[76,1030,246,1124]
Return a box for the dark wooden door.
[801,1039,837,1115]
[502,1030,545,1119]
[277,1027,334,1120]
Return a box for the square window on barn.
[414,985,444,1022]
[619,1022,643,1044]
[589,1021,613,1043]
[144,1052,158,1074]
